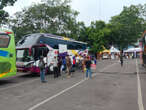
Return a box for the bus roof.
[16,33,87,49]
[44,33,87,44]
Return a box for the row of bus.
[1,29,146,79]
[0,29,87,79]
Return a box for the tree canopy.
[108,4,146,50]
[0,0,17,25]
[10,0,80,42]
[0,0,17,9]
[3,1,146,53]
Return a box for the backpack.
[39,60,45,69]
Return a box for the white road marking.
[136,59,144,110]
[28,62,117,110]
[28,78,87,110]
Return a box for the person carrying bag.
[38,56,46,83]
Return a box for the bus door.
[31,46,49,61]
[30,45,49,73]
[31,45,49,66]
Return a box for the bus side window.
[67,41,75,49]
[53,45,58,49]
[68,44,75,49]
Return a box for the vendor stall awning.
[124,47,142,52]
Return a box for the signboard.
[46,50,56,66]
[59,44,67,53]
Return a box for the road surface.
[0,59,145,110]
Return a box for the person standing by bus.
[38,56,46,83]
[66,55,72,78]
[52,56,59,78]
[72,56,76,71]
[85,56,92,79]
[57,56,62,76]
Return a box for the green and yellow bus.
[0,29,16,79]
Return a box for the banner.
[59,44,67,53]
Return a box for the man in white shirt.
[51,56,59,78]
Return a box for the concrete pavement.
[0,59,145,110]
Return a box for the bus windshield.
[16,47,49,62]
[32,46,49,61]
[16,49,32,62]
[0,34,10,48]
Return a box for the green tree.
[77,22,89,42]
[0,0,17,8]
[0,0,17,25]
[109,4,146,50]
[85,20,111,53]
[10,0,79,42]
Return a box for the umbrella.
[102,49,110,53]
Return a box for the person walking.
[66,55,72,78]
[120,51,123,67]
[85,56,92,79]
[38,56,46,83]
[81,57,86,73]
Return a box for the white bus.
[16,33,87,74]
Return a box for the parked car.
[102,53,110,59]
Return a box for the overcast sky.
[4,0,146,25]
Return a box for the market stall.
[110,46,120,59]
[124,47,142,58]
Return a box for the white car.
[102,53,110,59]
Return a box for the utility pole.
[98,0,101,20]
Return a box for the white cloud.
[71,0,146,25]
[4,0,42,16]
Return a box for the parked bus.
[16,33,87,74]
[0,29,16,79]
[140,30,146,65]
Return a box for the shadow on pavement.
[98,71,136,75]
[18,72,40,78]
[0,80,15,86]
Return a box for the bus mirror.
[9,53,13,57]
[5,31,12,34]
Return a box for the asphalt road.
[0,59,145,110]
